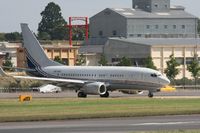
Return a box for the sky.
[0,0,199,33]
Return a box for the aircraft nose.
[163,76,170,85]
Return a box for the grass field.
[0,97,200,122]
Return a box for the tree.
[0,33,5,41]
[37,32,51,40]
[164,54,180,82]
[187,54,200,85]
[144,56,157,70]
[2,57,13,71]
[76,54,86,66]
[98,55,108,66]
[117,57,132,66]
[38,2,68,40]
[72,28,85,40]
[4,32,22,41]
[54,56,65,65]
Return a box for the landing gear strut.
[100,91,109,98]
[78,91,87,98]
[148,92,154,98]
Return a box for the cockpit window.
[151,73,157,77]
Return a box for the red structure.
[67,17,89,47]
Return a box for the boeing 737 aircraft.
[0,24,170,98]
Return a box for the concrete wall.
[150,0,170,12]
[90,8,127,38]
[104,39,151,63]
[151,45,200,79]
[133,0,170,12]
[127,18,196,38]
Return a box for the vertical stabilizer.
[21,23,62,68]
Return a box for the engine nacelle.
[82,82,107,95]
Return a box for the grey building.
[89,0,197,40]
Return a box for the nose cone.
[163,77,170,85]
[160,76,170,85]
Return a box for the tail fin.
[21,23,62,68]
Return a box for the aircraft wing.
[14,76,85,84]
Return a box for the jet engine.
[82,82,107,95]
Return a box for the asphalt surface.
[0,89,200,99]
[0,115,200,133]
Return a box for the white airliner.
[0,23,170,98]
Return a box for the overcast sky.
[0,0,199,33]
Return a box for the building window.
[173,25,177,29]
[137,34,142,37]
[99,31,103,36]
[165,5,168,8]
[164,25,168,29]
[146,25,150,29]
[186,58,193,64]
[155,25,159,29]
[54,50,60,53]
[175,58,184,65]
[19,49,23,53]
[129,34,134,37]
[155,4,158,8]
[112,30,117,36]
[182,25,185,29]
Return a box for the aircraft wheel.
[100,91,109,98]
[148,92,154,98]
[78,91,87,98]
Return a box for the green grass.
[0,98,200,122]
[133,130,200,133]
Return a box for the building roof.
[109,7,196,19]
[79,45,104,54]
[109,37,200,46]
[42,45,79,49]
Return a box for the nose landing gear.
[148,91,154,98]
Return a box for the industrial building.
[79,0,200,79]
[89,0,197,40]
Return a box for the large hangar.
[89,0,197,40]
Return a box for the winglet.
[0,67,9,77]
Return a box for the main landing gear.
[148,91,154,98]
[100,91,109,98]
[77,91,110,98]
[77,91,87,98]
